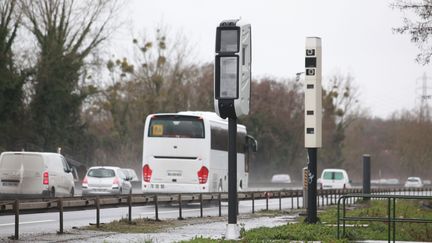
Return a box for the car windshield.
[88,168,115,178]
[408,178,419,182]
[323,171,344,180]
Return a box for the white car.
[319,168,351,189]
[0,152,75,198]
[404,177,423,188]
[120,168,139,182]
[82,166,132,196]
[271,174,292,184]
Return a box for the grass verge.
[183,199,432,243]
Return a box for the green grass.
[82,217,175,233]
[182,199,432,243]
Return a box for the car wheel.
[50,187,56,198]
[119,187,123,195]
[70,187,75,197]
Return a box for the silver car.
[82,166,132,196]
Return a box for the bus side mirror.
[246,135,258,152]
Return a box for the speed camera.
[214,19,251,119]
[304,37,322,148]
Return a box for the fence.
[337,191,432,242]
[1,187,431,240]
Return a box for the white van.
[0,152,75,198]
[318,168,351,189]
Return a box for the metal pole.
[252,192,255,214]
[14,200,19,240]
[58,198,64,234]
[200,193,203,218]
[154,195,159,221]
[128,195,132,224]
[218,192,222,217]
[363,154,371,201]
[178,194,183,220]
[228,117,237,224]
[266,192,269,211]
[95,197,100,228]
[307,148,318,223]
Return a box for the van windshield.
[0,154,44,171]
[148,115,205,138]
[323,171,344,180]
[88,168,115,178]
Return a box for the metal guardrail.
[1,187,430,240]
[337,190,432,243]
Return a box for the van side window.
[61,158,71,172]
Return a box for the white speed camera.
[214,19,251,119]
[304,37,322,148]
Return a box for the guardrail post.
[279,191,282,211]
[200,193,203,218]
[128,195,132,224]
[178,194,183,220]
[393,197,396,242]
[387,198,391,241]
[326,190,329,206]
[14,199,19,240]
[218,193,222,217]
[58,198,64,234]
[321,188,324,207]
[266,192,269,211]
[290,191,293,210]
[154,195,159,221]
[95,197,100,228]
[252,192,255,214]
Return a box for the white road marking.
[0,219,56,227]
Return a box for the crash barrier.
[337,191,432,243]
[1,187,431,240]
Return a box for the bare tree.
[392,0,432,64]
[19,0,121,159]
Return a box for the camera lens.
[306,49,315,56]
[306,68,315,76]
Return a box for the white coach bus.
[142,111,257,193]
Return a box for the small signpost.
[214,19,251,240]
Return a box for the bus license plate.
[2,182,18,187]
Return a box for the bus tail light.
[43,171,49,185]
[143,164,152,182]
[197,166,209,184]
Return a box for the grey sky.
[118,0,429,118]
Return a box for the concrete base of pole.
[225,223,240,240]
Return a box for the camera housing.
[304,37,322,148]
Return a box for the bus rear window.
[149,116,205,138]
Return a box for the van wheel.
[70,187,75,197]
[50,187,56,198]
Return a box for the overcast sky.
[116,0,430,118]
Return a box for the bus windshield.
[148,115,205,138]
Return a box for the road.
[0,196,305,239]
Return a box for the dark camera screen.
[305,57,317,68]
[219,30,238,52]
